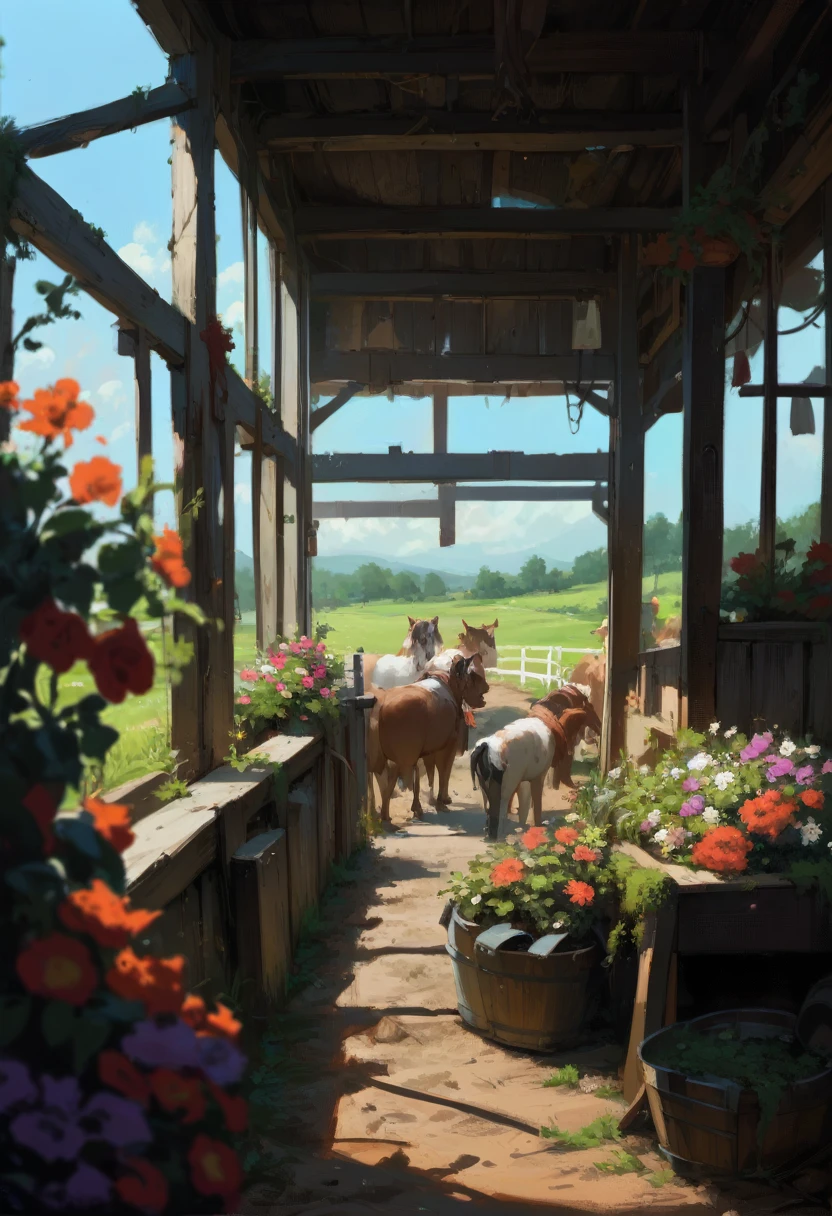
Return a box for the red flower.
[564,880,595,906]
[521,827,548,850]
[106,947,185,1016]
[691,826,753,873]
[572,845,600,863]
[204,1001,242,1041]
[808,541,832,567]
[490,858,526,887]
[0,380,20,411]
[776,589,796,603]
[801,789,825,810]
[181,993,207,1030]
[209,1082,248,1134]
[739,789,797,840]
[151,526,191,589]
[150,1068,205,1123]
[88,617,154,704]
[731,551,762,578]
[99,1051,151,1108]
[19,598,91,674]
[59,878,159,947]
[18,379,93,448]
[188,1134,242,1198]
[68,455,123,506]
[17,933,97,1005]
[554,827,579,846]
[22,785,57,853]
[82,796,134,852]
[806,595,832,620]
[116,1158,169,1213]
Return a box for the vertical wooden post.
[170,48,234,776]
[0,255,14,394]
[602,235,644,771]
[821,182,832,543]
[241,185,259,387]
[433,385,455,547]
[760,250,778,567]
[134,327,152,481]
[298,259,313,635]
[280,262,300,635]
[680,269,726,730]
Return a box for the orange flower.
[106,947,185,1016]
[490,857,526,887]
[181,993,207,1030]
[88,617,155,704]
[554,827,579,846]
[59,878,159,948]
[150,1068,205,1123]
[99,1050,151,1107]
[116,1158,169,1214]
[691,826,753,873]
[521,827,548,850]
[801,789,825,810]
[69,455,123,506]
[572,845,600,863]
[209,1082,248,1134]
[739,790,796,840]
[151,526,191,589]
[18,379,93,448]
[0,380,20,411]
[82,796,134,852]
[204,1001,242,1042]
[188,1134,242,1198]
[22,784,57,853]
[19,598,91,674]
[95,434,108,445]
[564,880,595,906]
[16,933,97,1005]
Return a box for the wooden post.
[759,249,778,567]
[231,829,291,1012]
[680,269,726,730]
[280,262,300,635]
[298,259,313,634]
[134,326,152,482]
[433,385,455,546]
[241,185,258,387]
[602,235,644,771]
[821,182,832,543]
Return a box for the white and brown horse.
[363,616,443,690]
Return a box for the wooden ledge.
[718,621,830,643]
[125,732,322,908]
[614,841,797,891]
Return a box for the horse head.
[536,683,601,739]
[458,618,498,669]
[402,615,443,667]
[449,654,489,709]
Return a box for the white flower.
[639,764,651,775]
[702,807,720,825]
[714,771,735,791]
[647,810,662,826]
[670,767,683,779]
[653,829,669,843]
[780,739,797,757]
[687,753,712,771]
[552,920,564,930]
[709,722,720,735]
[805,745,821,757]
[470,894,482,905]
[260,663,276,675]
[801,818,823,846]
[724,727,738,739]
[294,666,308,676]
[564,812,579,823]
[278,643,289,651]
[280,689,292,699]
[608,767,621,780]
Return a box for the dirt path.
[242,688,814,1216]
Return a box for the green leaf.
[98,539,144,576]
[79,719,119,762]
[43,508,95,537]
[42,1000,75,1047]
[72,1015,111,1074]
[103,573,144,614]
[0,996,31,1046]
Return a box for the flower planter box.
[444,906,601,1052]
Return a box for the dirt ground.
[240,686,822,1216]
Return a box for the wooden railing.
[486,644,602,688]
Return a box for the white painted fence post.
[545,647,552,687]
[520,648,526,686]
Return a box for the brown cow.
[369,656,489,823]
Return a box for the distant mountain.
[312,554,475,591]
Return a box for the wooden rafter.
[313,450,609,483]
[296,207,677,240]
[309,381,365,432]
[310,270,616,299]
[311,350,615,386]
[312,485,601,517]
[231,32,701,81]
[17,80,195,159]
[260,111,684,153]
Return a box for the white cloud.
[117,225,171,287]
[110,420,132,443]
[218,261,244,288]
[97,379,127,408]
[234,481,252,506]
[16,344,56,373]
[222,300,245,332]
[133,220,157,245]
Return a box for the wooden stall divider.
[232,829,292,1013]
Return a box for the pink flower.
[274,654,286,670]
[766,758,794,781]
[300,715,308,721]
[240,669,258,682]
[275,682,285,691]
[289,642,302,655]
[320,687,331,698]
[682,778,700,792]
[263,674,276,683]
[237,695,251,705]
[300,637,315,650]
[316,642,326,653]
[313,665,326,679]
[795,765,815,785]
[823,760,832,775]
[302,676,314,689]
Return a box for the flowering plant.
[601,723,832,882]
[0,376,246,1213]
[721,540,832,623]
[440,819,613,941]
[234,628,345,739]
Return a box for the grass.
[540,1113,622,1148]
[542,1065,581,1089]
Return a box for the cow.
[363,616,443,690]
[470,687,601,840]
[369,655,489,824]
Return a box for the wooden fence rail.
[487,645,602,688]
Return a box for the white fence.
[487,645,602,688]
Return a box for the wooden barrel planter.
[639,1009,832,1178]
[444,905,601,1051]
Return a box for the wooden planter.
[445,906,600,1051]
[640,1009,832,1177]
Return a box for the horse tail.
[470,738,500,792]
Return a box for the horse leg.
[530,773,545,826]
[435,745,455,812]
[376,764,395,824]
[517,782,531,827]
[495,763,522,841]
[422,757,437,806]
[409,766,424,820]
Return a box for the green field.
[58,571,682,793]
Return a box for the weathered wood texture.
[822,181,832,543]
[311,270,616,299]
[232,829,292,1012]
[314,450,608,483]
[280,273,301,634]
[312,485,600,517]
[638,645,682,729]
[311,350,615,388]
[297,206,678,240]
[281,778,320,946]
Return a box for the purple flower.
[10,1109,86,1162]
[766,758,795,781]
[688,795,705,812]
[197,1035,247,1086]
[0,1059,36,1112]
[121,1019,200,1069]
[41,1075,81,1116]
[796,764,815,785]
[679,801,697,817]
[81,1091,151,1147]
[823,760,832,775]
[740,744,756,762]
[682,778,700,792]
[40,1163,112,1209]
[639,819,652,833]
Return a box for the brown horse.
[362,616,443,690]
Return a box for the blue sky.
[2,2,825,568]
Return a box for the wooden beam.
[298,261,313,634]
[228,370,297,466]
[131,0,193,55]
[134,327,152,483]
[10,167,186,366]
[738,383,832,397]
[296,206,678,241]
[17,80,196,158]
[680,268,726,731]
[313,450,608,483]
[310,270,615,299]
[311,350,615,386]
[823,182,832,545]
[313,485,601,517]
[433,386,455,547]
[310,381,364,432]
[760,251,778,568]
[261,110,683,153]
[603,235,643,772]
[0,256,14,445]
[241,185,258,386]
[565,383,615,417]
[231,32,701,81]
